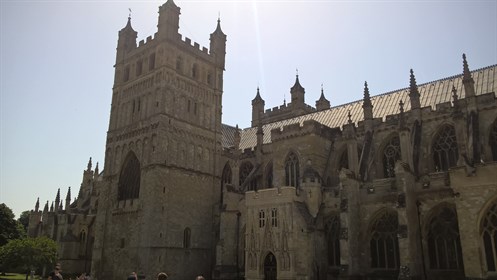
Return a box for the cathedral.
[28,1,497,279]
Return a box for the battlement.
[271,120,339,142]
[179,35,212,59]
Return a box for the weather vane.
[129,8,132,18]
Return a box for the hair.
[157,272,168,280]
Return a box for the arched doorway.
[264,252,277,280]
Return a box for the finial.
[399,100,404,113]
[347,110,352,124]
[95,162,99,175]
[364,81,370,98]
[296,68,299,77]
[128,8,132,18]
[56,188,60,201]
[409,69,417,89]
[452,85,458,102]
[66,187,71,200]
[87,157,92,171]
[321,83,324,93]
[218,11,221,22]
[35,197,40,211]
[463,53,472,80]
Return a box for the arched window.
[266,162,273,188]
[339,149,349,170]
[239,161,256,191]
[183,227,191,248]
[326,216,340,267]
[79,229,87,256]
[433,125,458,172]
[370,210,399,269]
[118,152,141,201]
[220,163,232,207]
[427,206,464,270]
[382,136,401,178]
[482,201,497,272]
[285,152,300,187]
[490,118,497,161]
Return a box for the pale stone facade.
[29,1,497,280]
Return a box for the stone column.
[395,162,423,280]
[338,169,361,279]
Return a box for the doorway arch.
[264,252,277,280]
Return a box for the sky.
[1,0,496,218]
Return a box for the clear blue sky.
[1,0,496,218]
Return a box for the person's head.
[127,272,137,280]
[157,272,168,280]
[195,276,205,280]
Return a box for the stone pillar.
[395,162,423,280]
[338,169,361,279]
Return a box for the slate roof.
[221,123,237,148]
[235,65,497,150]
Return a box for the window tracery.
[285,152,300,187]
[433,125,458,171]
[326,216,340,267]
[239,161,256,191]
[370,211,399,269]
[427,206,464,270]
[118,152,141,201]
[482,201,497,272]
[382,136,401,178]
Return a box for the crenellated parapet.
[271,120,340,143]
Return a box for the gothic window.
[490,118,497,161]
[370,210,400,269]
[183,228,191,248]
[339,149,349,170]
[117,152,141,201]
[239,161,256,191]
[285,152,300,187]
[259,209,266,228]
[176,56,183,72]
[149,53,155,70]
[433,125,458,172]
[326,216,340,267]
[382,136,401,178]
[271,208,278,227]
[482,201,497,272]
[79,229,87,256]
[136,60,143,76]
[124,65,130,82]
[427,206,464,270]
[192,64,198,79]
[266,162,273,188]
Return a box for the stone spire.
[87,157,92,172]
[94,162,99,179]
[251,87,265,127]
[50,202,54,212]
[43,201,49,213]
[409,69,421,109]
[65,187,71,210]
[462,53,475,98]
[55,188,61,211]
[362,81,373,120]
[35,197,40,212]
[316,85,330,111]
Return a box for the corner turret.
[315,86,330,111]
[157,0,181,40]
[116,17,137,64]
[210,18,227,70]
[290,74,305,107]
[251,87,265,127]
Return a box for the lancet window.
[433,125,458,172]
[382,136,401,178]
[239,161,257,191]
[427,206,464,270]
[117,152,141,201]
[326,216,340,267]
[285,152,300,187]
[370,210,399,269]
[490,118,497,161]
[482,201,497,272]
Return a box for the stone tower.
[91,0,226,279]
